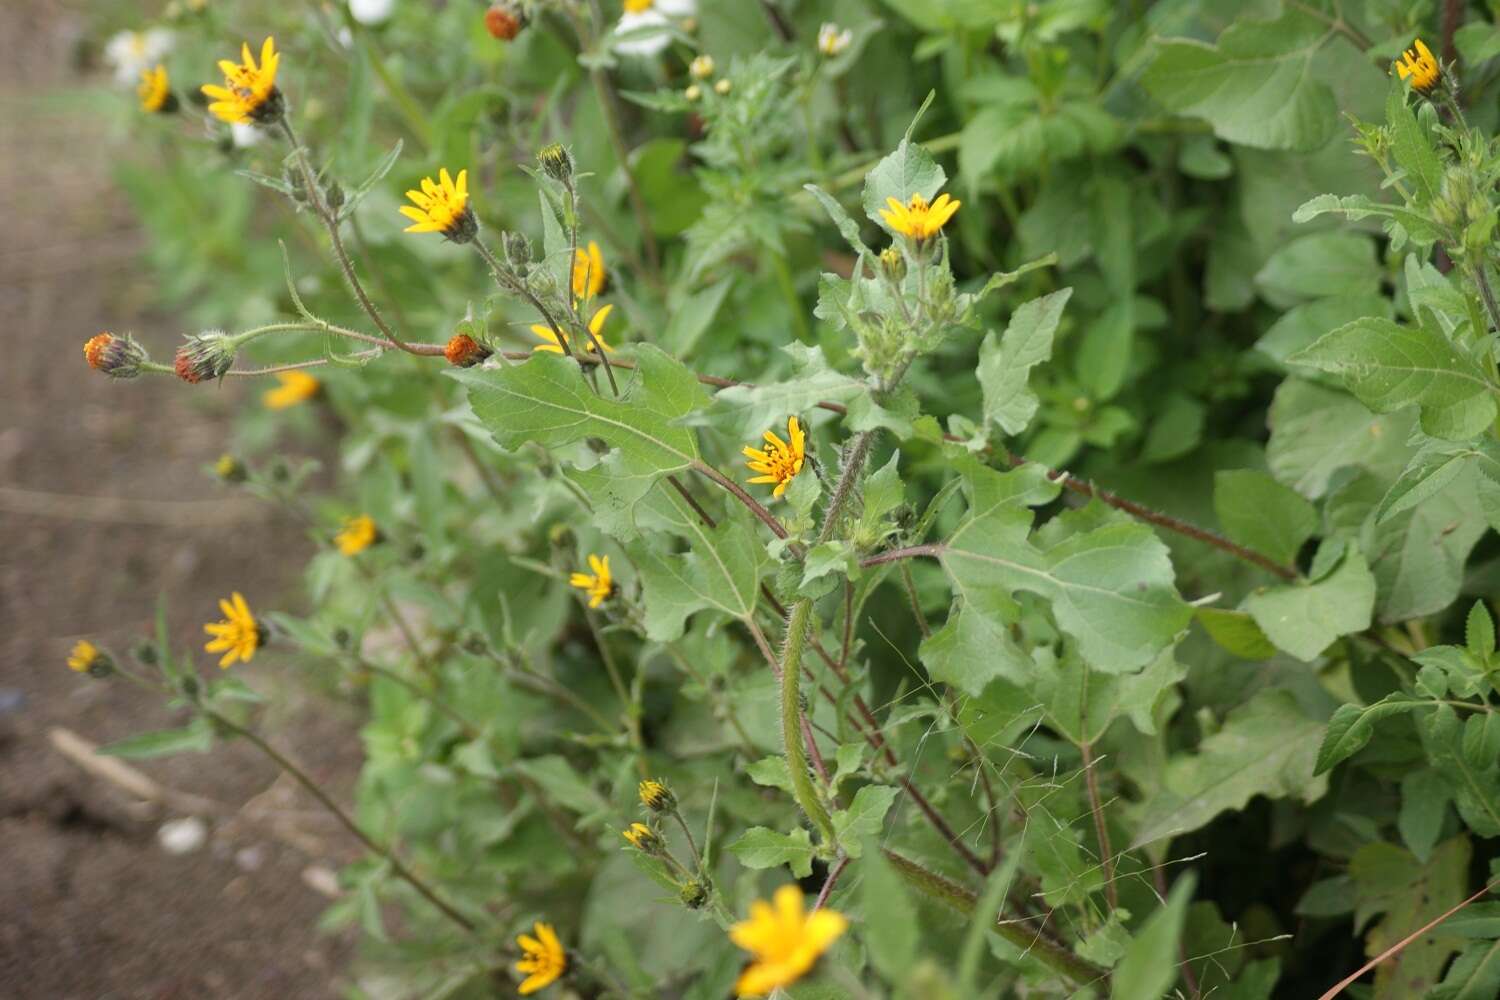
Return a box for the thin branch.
[814,855,849,911]
[690,459,792,542]
[1080,740,1118,911]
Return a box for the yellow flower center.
[624,0,654,12]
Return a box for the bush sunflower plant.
[73,0,1500,996]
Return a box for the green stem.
[206,709,478,934]
[779,598,837,845]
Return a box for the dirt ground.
[1,3,362,996]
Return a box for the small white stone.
[158,816,208,855]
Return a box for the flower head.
[879,192,960,242]
[532,304,616,355]
[730,884,847,997]
[714,78,731,96]
[538,143,574,184]
[569,554,614,608]
[335,514,379,556]
[262,370,320,409]
[105,28,174,86]
[138,65,177,113]
[445,333,492,368]
[203,591,265,669]
[83,332,148,379]
[818,23,853,58]
[173,330,236,384]
[215,453,247,483]
[622,822,663,853]
[571,240,607,302]
[485,2,527,41]
[615,3,672,57]
[639,777,675,812]
[514,922,566,995]
[202,37,283,125]
[400,168,478,243]
[1395,37,1441,94]
[67,640,112,677]
[690,54,715,79]
[743,416,805,498]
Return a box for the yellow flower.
[639,778,675,812]
[262,370,321,410]
[880,191,961,242]
[569,554,614,608]
[1395,37,1440,93]
[571,240,607,302]
[138,64,174,113]
[730,884,848,997]
[743,416,805,498]
[201,37,282,125]
[514,921,567,995]
[622,822,661,852]
[531,304,616,355]
[67,640,101,673]
[335,515,379,556]
[203,591,264,669]
[400,167,478,242]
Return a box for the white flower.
[657,0,696,15]
[230,122,262,148]
[614,10,672,57]
[349,0,396,25]
[818,22,853,58]
[104,28,174,86]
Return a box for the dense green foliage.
[79,1,1500,997]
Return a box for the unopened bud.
[689,55,714,80]
[622,822,664,854]
[679,881,710,909]
[714,78,731,96]
[445,333,492,368]
[215,453,247,483]
[879,246,906,284]
[638,778,676,812]
[173,330,236,383]
[503,230,533,273]
[684,84,702,102]
[537,143,573,184]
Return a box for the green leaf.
[1350,838,1468,997]
[939,463,1189,675]
[1040,648,1187,743]
[1433,941,1500,1000]
[1110,873,1195,1000]
[453,347,707,528]
[1378,446,1476,523]
[727,827,815,878]
[832,786,898,857]
[920,590,1031,697]
[861,847,918,983]
[746,756,794,793]
[978,289,1073,435]
[1256,232,1381,305]
[1266,378,1416,499]
[1131,690,1328,848]
[1313,693,1425,775]
[510,755,610,819]
[1386,85,1444,207]
[1246,546,1375,662]
[684,343,866,441]
[340,138,403,220]
[627,484,769,641]
[1213,469,1317,567]
[805,184,873,257]
[1468,601,1496,660]
[1400,769,1452,862]
[96,722,213,759]
[863,136,946,233]
[1196,608,1277,661]
[1421,706,1500,836]
[1256,294,1393,368]
[1141,8,1339,151]
[1289,317,1499,441]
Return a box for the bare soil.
[1,3,360,996]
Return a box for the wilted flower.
[203,591,266,669]
[689,54,714,79]
[531,304,615,355]
[262,370,320,409]
[880,191,961,242]
[729,885,848,997]
[743,416,805,499]
[400,168,478,243]
[348,0,395,25]
[173,331,236,383]
[571,240,606,302]
[817,23,853,58]
[514,922,566,995]
[104,28,174,86]
[1394,37,1440,94]
[335,514,379,556]
[138,65,177,113]
[484,2,527,40]
[444,333,492,368]
[202,36,283,125]
[569,554,615,608]
[83,332,148,379]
